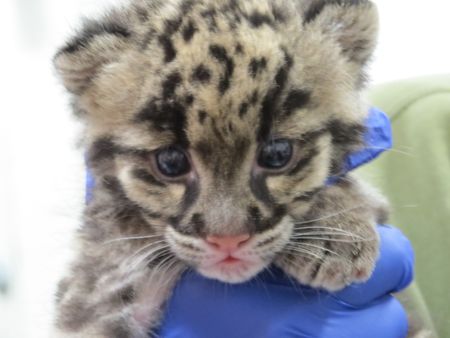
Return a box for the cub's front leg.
[53,249,184,338]
[276,176,387,291]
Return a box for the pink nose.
[206,234,251,252]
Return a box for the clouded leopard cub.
[53,0,388,336]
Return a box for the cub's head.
[55,0,378,283]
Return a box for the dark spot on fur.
[190,213,206,235]
[304,0,327,24]
[283,89,311,115]
[136,100,188,145]
[182,20,197,42]
[249,57,267,78]
[235,43,244,54]
[328,120,365,145]
[61,20,130,54]
[119,286,135,304]
[201,9,218,31]
[250,174,274,207]
[159,35,176,63]
[258,51,293,140]
[168,215,180,227]
[304,0,367,24]
[209,44,235,94]
[247,205,286,233]
[136,7,149,23]
[178,181,200,218]
[248,11,273,28]
[192,64,212,83]
[239,102,249,118]
[140,28,156,49]
[132,168,165,187]
[88,138,152,166]
[89,137,117,162]
[250,90,259,105]
[181,0,195,13]
[164,17,183,36]
[185,94,194,106]
[162,72,182,99]
[257,235,278,247]
[288,148,319,176]
[198,110,207,124]
[272,6,287,23]
[247,206,262,231]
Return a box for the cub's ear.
[53,14,132,95]
[303,0,378,70]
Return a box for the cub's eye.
[258,139,293,170]
[155,146,191,177]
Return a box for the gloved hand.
[157,225,414,338]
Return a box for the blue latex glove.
[158,225,414,338]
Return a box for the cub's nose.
[206,234,251,252]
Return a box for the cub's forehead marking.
[182,20,198,42]
[134,98,188,145]
[282,89,312,117]
[192,64,212,84]
[159,35,177,63]
[258,50,293,141]
[162,71,182,100]
[248,57,268,78]
[209,44,235,95]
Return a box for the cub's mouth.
[165,217,293,283]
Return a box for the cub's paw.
[276,225,379,291]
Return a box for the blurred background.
[0,0,449,337]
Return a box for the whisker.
[293,227,366,238]
[364,146,415,157]
[293,226,355,232]
[293,205,367,225]
[102,234,163,245]
[289,236,375,243]
[284,246,323,260]
[292,231,365,240]
[126,244,171,271]
[150,254,177,276]
[129,248,172,273]
[136,246,171,266]
[124,239,169,263]
[161,257,181,274]
[296,242,341,257]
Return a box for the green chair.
[358,75,450,337]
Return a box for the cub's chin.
[197,258,267,284]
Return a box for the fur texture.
[53,0,393,336]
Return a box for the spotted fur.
[53,0,388,337]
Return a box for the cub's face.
[55,0,378,283]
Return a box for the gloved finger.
[334,225,414,307]
[322,295,409,338]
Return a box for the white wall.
[373,0,450,83]
[0,1,449,337]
